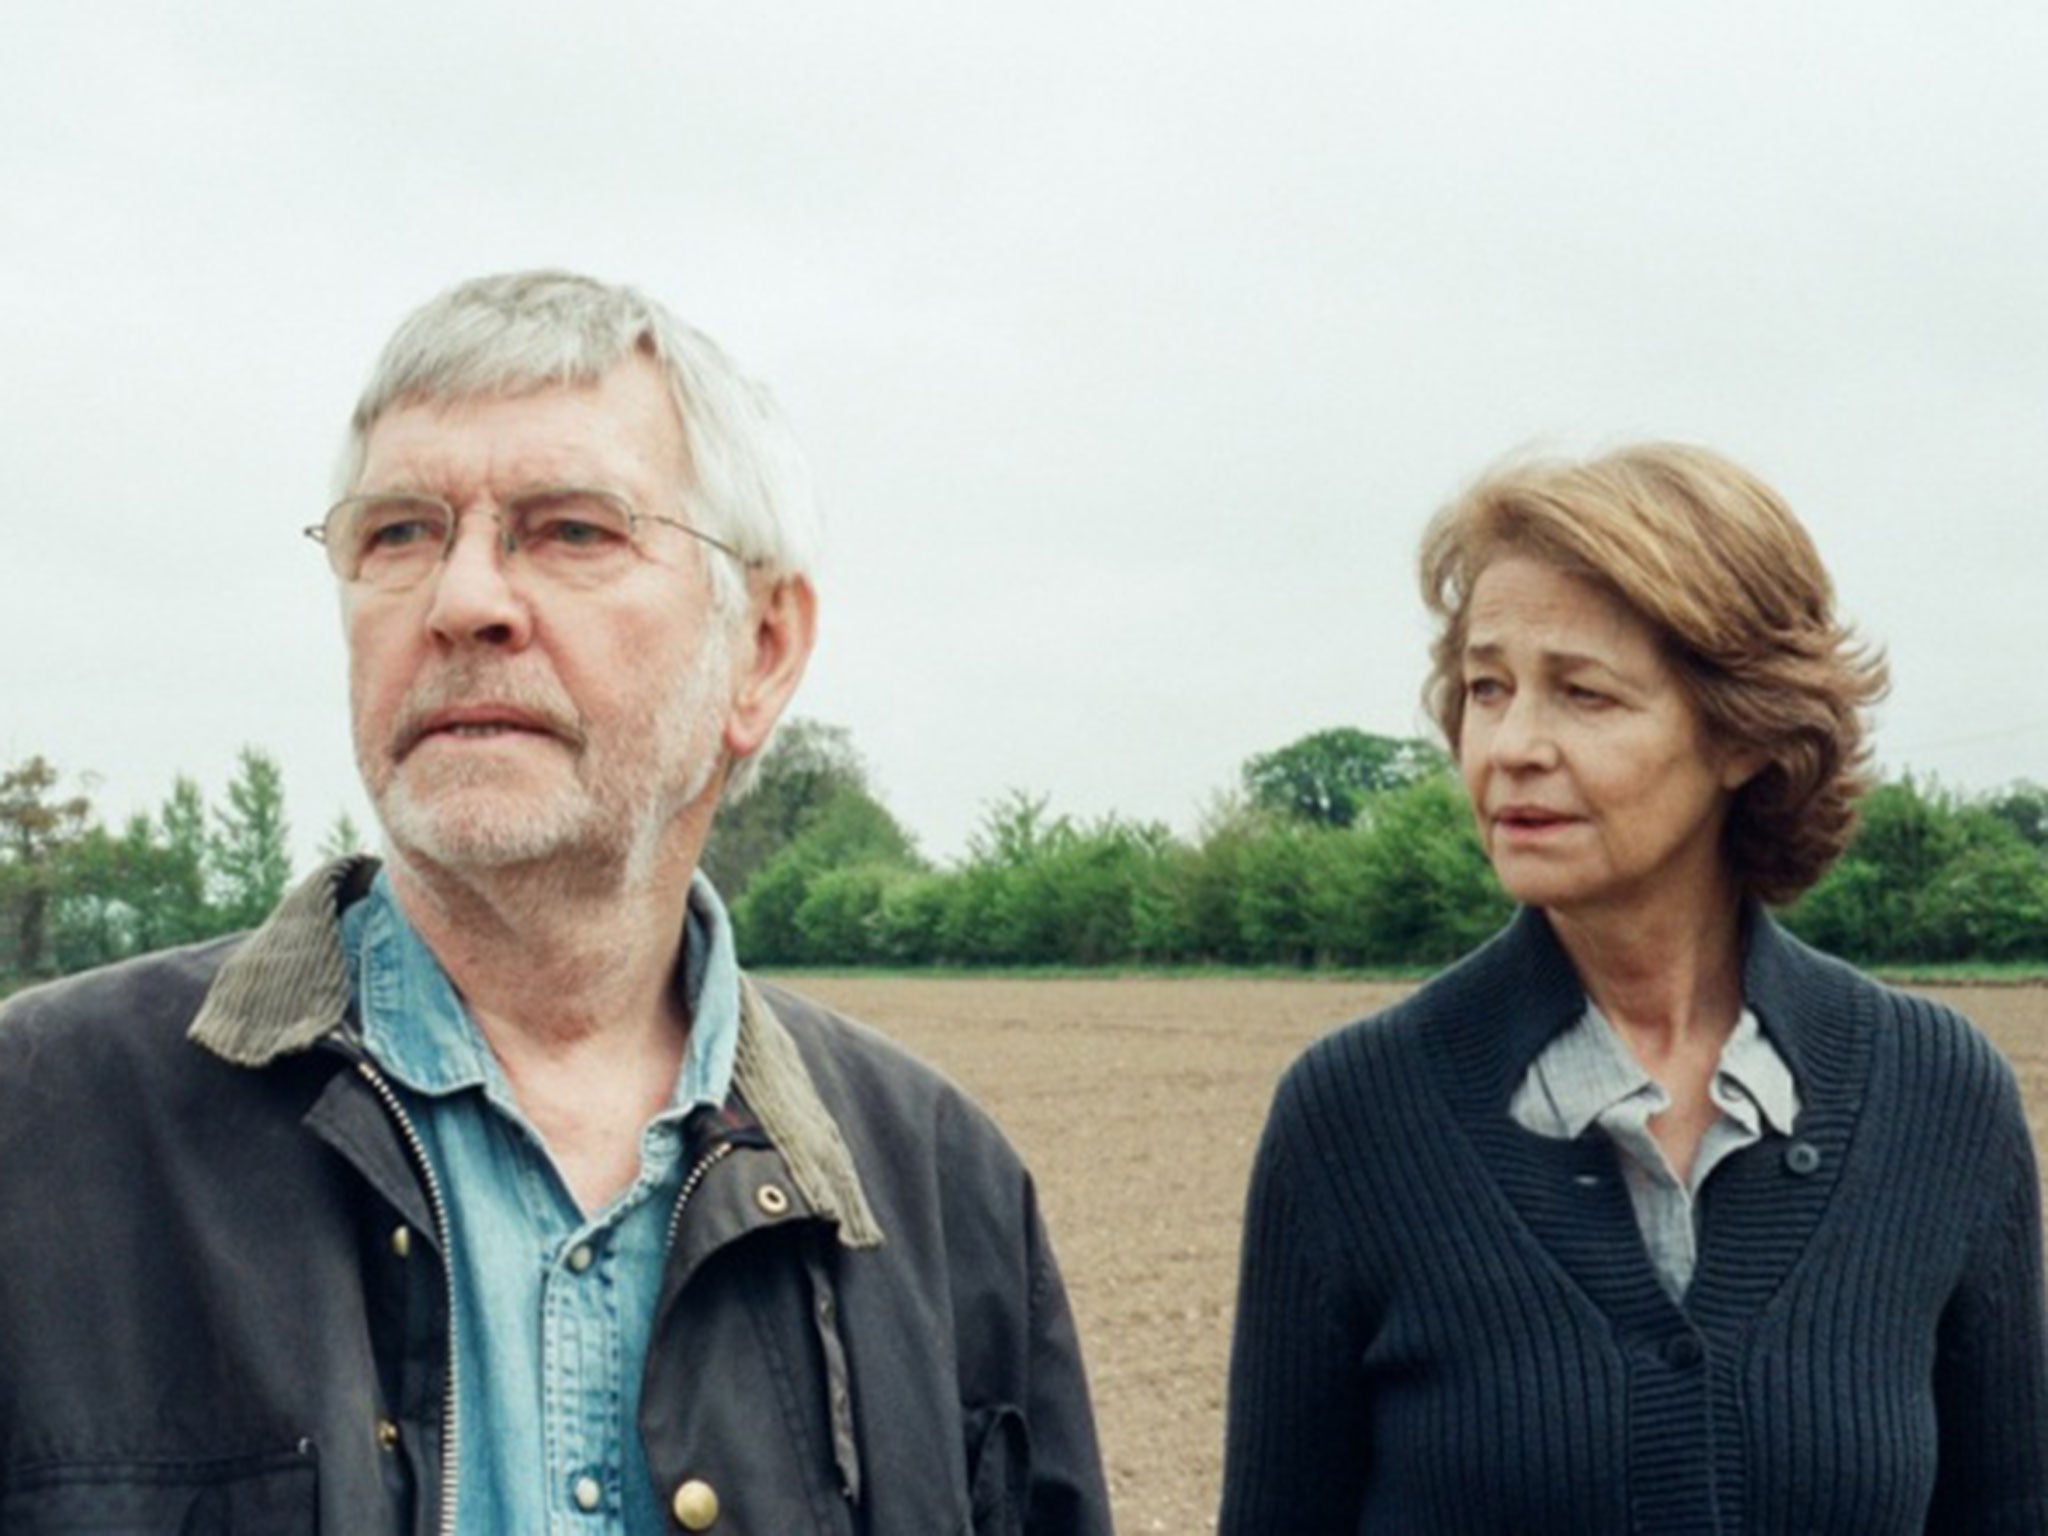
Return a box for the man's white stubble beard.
[367,624,736,889]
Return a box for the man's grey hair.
[339,269,819,800]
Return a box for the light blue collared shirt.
[342,869,741,1536]
[1510,1002,1801,1300]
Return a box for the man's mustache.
[389,669,588,760]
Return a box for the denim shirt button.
[567,1243,595,1273]
[571,1474,602,1512]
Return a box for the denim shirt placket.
[343,873,740,1536]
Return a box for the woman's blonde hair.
[1419,442,1889,904]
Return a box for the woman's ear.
[1718,743,1769,792]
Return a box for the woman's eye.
[1565,684,1612,707]
[1465,677,1506,703]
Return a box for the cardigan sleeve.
[1218,1075,1373,1535]
[1925,1085,2048,1532]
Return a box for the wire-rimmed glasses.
[304,485,751,591]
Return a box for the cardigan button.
[1661,1335,1704,1369]
[671,1478,720,1529]
[1784,1140,1822,1176]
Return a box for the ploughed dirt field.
[773,974,2048,1536]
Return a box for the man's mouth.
[432,721,542,739]
[396,705,578,759]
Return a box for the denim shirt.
[341,870,741,1536]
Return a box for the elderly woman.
[1219,444,2048,1533]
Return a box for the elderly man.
[0,271,1109,1535]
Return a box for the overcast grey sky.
[5,1,2045,866]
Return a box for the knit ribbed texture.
[1219,907,2048,1534]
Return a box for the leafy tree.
[729,854,812,964]
[1173,796,1263,963]
[1916,830,2048,963]
[936,865,1011,966]
[795,864,914,964]
[1236,824,1324,966]
[1243,728,1448,828]
[47,821,141,974]
[966,790,1069,869]
[1781,859,1890,962]
[704,720,878,902]
[1985,781,2048,851]
[992,815,1165,966]
[730,788,921,963]
[1130,842,1205,963]
[1316,775,1509,964]
[50,808,230,970]
[210,748,293,931]
[0,757,94,981]
[155,776,215,944]
[875,873,953,964]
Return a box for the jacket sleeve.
[1926,1096,2048,1532]
[1218,1074,1372,1535]
[1016,1173,1114,1536]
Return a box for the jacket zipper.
[663,1139,737,1254]
[356,1059,462,1536]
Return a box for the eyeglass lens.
[329,490,641,589]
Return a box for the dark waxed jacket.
[0,860,1110,1535]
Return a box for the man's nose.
[423,512,533,648]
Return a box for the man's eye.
[533,517,622,548]
[366,519,437,549]
[358,508,445,553]
[516,493,631,554]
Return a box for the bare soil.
[775,974,2048,1535]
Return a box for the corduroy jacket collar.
[190,857,882,1248]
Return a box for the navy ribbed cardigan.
[1220,907,2048,1534]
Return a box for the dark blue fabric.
[1221,907,2048,1534]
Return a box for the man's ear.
[722,574,817,764]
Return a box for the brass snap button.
[671,1477,720,1529]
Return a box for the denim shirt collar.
[340,867,743,1117]
[1510,1002,1802,1142]
[189,859,881,1249]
